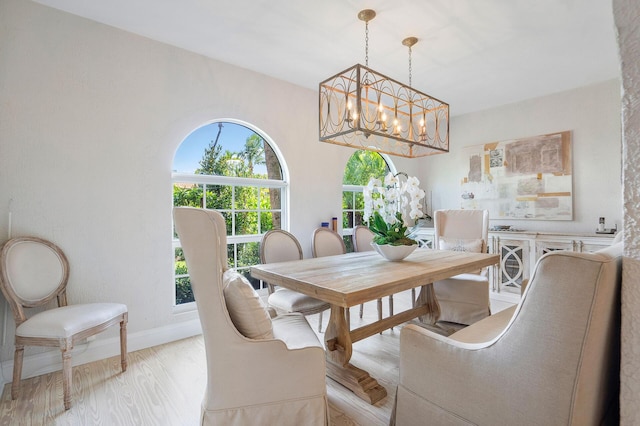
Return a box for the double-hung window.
[172,120,288,306]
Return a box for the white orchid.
[409,200,424,220]
[367,177,382,191]
[405,176,421,192]
[384,173,399,187]
[363,172,426,245]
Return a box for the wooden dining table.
[250,248,499,405]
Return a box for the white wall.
[419,79,622,234]
[0,0,626,384]
[0,0,357,369]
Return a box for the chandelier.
[319,9,449,158]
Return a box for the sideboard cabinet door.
[535,239,576,260]
[490,235,530,297]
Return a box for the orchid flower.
[363,172,426,245]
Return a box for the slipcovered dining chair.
[173,207,328,425]
[433,209,491,325]
[260,229,330,332]
[0,237,128,411]
[391,242,623,426]
[352,225,391,321]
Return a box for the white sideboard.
[410,228,617,303]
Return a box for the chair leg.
[389,294,394,316]
[120,316,128,372]
[377,298,383,334]
[317,310,324,333]
[11,344,24,400]
[411,288,416,308]
[359,303,364,319]
[61,343,72,410]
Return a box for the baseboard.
[0,318,203,388]
[490,291,520,304]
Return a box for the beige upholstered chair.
[433,209,491,325]
[391,242,623,426]
[352,225,391,321]
[260,229,330,332]
[173,207,328,425]
[0,237,128,411]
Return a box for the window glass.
[342,150,392,251]
[172,121,287,305]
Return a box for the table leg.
[324,305,387,404]
[325,306,350,363]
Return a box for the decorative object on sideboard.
[461,191,475,200]
[490,225,524,232]
[596,218,617,234]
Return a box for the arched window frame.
[172,119,289,310]
[342,152,396,249]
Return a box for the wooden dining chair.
[311,227,347,258]
[260,229,330,332]
[311,227,358,328]
[0,237,128,410]
[352,225,391,322]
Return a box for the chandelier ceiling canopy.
[319,9,449,158]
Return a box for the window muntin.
[172,121,288,306]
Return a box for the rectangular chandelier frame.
[319,64,449,158]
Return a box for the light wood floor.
[0,290,514,425]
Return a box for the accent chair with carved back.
[0,236,128,411]
[260,229,330,332]
[353,224,393,321]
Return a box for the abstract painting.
[460,131,572,220]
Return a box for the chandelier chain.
[365,21,369,67]
[408,45,413,87]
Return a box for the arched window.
[172,120,288,306]
[342,150,394,251]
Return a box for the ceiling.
[32,0,620,116]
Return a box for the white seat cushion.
[271,313,323,350]
[268,288,326,312]
[223,269,273,339]
[16,303,127,339]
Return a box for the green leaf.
[366,211,417,246]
